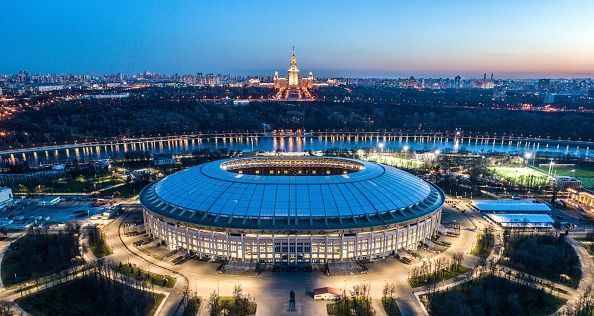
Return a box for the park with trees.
[502,233,581,288]
[1,225,82,287]
[424,274,566,316]
[15,262,164,316]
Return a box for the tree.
[0,300,13,316]
[208,290,220,316]
[452,252,463,272]
[233,284,244,315]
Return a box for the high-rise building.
[273,48,315,100]
[538,79,551,93]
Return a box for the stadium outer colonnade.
[143,208,441,264]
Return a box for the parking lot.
[0,196,111,230]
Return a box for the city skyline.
[1,1,593,78]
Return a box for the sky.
[1,0,593,78]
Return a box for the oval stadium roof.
[140,157,444,231]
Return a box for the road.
[106,202,481,316]
[5,196,590,316]
[102,206,188,316]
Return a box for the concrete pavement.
[10,197,590,316]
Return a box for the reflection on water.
[1,134,592,166]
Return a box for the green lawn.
[116,263,176,288]
[489,166,549,186]
[532,164,594,189]
[408,265,471,288]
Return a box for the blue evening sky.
[1,0,593,78]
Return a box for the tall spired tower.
[288,47,300,86]
[272,47,315,100]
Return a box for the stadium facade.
[140,157,444,264]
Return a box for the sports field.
[532,165,594,189]
[367,154,424,169]
[489,166,550,187]
[490,165,594,189]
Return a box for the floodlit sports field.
[489,166,550,186]
[367,154,424,169]
[532,165,594,189]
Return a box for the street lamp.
[523,152,532,166]
[377,142,385,159]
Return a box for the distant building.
[313,287,342,300]
[553,176,582,191]
[0,187,13,211]
[273,48,315,100]
[152,154,176,166]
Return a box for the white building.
[38,196,61,206]
[313,287,342,300]
[0,187,13,211]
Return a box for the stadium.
[140,156,444,264]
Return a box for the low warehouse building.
[473,199,554,229]
[313,287,342,300]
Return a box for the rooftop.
[140,157,444,231]
[472,200,551,213]
[484,213,554,228]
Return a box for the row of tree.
[3,86,594,149]
[207,284,256,316]
[331,283,375,316]
[408,252,464,287]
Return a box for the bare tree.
[0,300,13,316]
[452,252,464,272]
